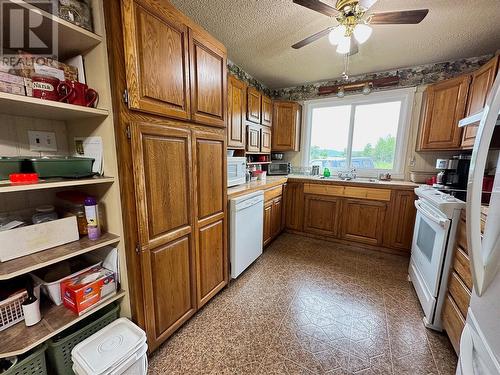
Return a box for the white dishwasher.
[229,191,264,278]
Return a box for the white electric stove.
[409,185,465,330]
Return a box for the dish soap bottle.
[323,167,331,178]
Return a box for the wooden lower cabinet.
[340,199,387,246]
[263,187,284,246]
[263,200,273,246]
[128,122,227,350]
[303,195,340,237]
[442,295,466,354]
[384,190,417,251]
[284,182,304,231]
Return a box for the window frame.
[302,87,416,179]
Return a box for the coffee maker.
[435,154,471,200]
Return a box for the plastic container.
[71,318,148,375]
[30,260,100,306]
[46,303,120,375]
[0,157,25,180]
[28,156,95,178]
[32,205,58,224]
[3,343,48,375]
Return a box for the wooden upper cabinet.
[247,124,261,153]
[122,0,190,120]
[261,126,272,153]
[272,101,302,151]
[189,30,227,128]
[418,75,471,151]
[227,76,247,148]
[192,130,227,307]
[247,87,262,123]
[129,122,196,347]
[462,56,499,148]
[261,95,273,127]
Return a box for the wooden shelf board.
[0,232,120,280]
[247,161,271,165]
[0,92,108,120]
[10,0,102,59]
[1,290,126,357]
[0,176,114,193]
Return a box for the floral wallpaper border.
[270,54,494,101]
[227,60,272,96]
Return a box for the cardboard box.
[0,216,79,262]
[61,266,117,315]
[0,81,25,95]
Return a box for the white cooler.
[71,318,148,375]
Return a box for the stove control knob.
[444,195,456,202]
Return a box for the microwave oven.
[227,157,246,187]
[268,162,290,176]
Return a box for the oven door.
[411,199,451,296]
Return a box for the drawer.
[442,294,465,354]
[448,271,471,317]
[453,247,472,290]
[264,185,283,202]
[343,186,391,201]
[456,218,468,253]
[304,184,344,197]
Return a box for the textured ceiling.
[170,0,500,89]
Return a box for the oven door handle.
[414,200,450,229]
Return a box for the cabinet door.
[122,0,190,120]
[247,124,261,153]
[462,56,499,148]
[189,29,227,128]
[261,126,272,153]
[247,87,261,123]
[385,190,417,252]
[272,101,302,151]
[418,75,470,150]
[227,75,247,148]
[304,195,340,237]
[285,182,304,231]
[130,122,196,347]
[261,95,273,127]
[192,129,228,307]
[263,201,273,246]
[341,199,387,245]
[271,197,283,238]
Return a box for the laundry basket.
[45,303,120,375]
[3,343,48,375]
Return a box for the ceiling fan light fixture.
[362,82,372,95]
[353,23,372,44]
[336,35,351,54]
[328,25,346,45]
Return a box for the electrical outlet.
[28,131,58,152]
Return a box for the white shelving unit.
[0,0,129,358]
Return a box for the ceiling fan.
[292,0,429,55]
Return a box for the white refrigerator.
[457,70,500,374]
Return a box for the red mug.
[32,75,72,102]
[67,81,99,107]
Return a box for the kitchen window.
[303,88,415,178]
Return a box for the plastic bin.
[28,157,95,178]
[71,318,148,375]
[3,343,48,375]
[45,303,120,375]
[30,260,100,306]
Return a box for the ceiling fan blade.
[358,0,378,10]
[369,9,429,24]
[293,0,339,17]
[292,27,333,49]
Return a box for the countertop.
[227,176,288,199]
[287,174,418,190]
[227,175,418,199]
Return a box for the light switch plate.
[28,131,58,152]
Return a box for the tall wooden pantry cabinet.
[104,0,228,352]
